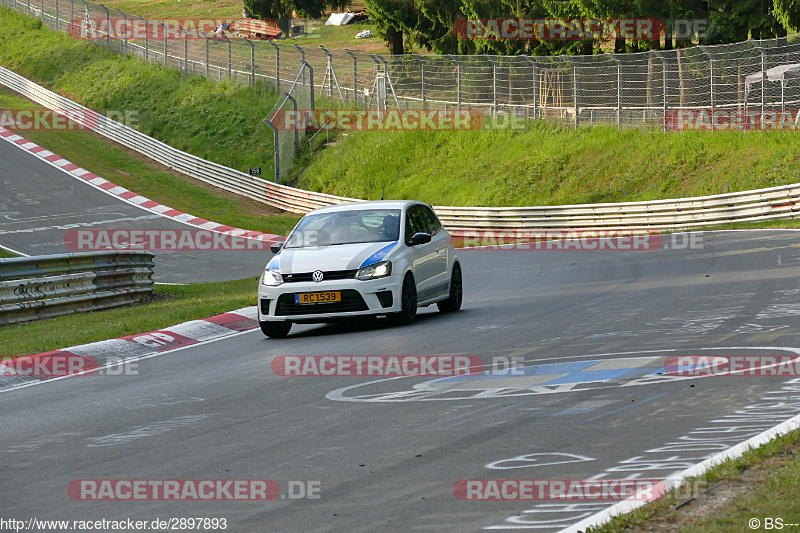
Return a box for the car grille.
[275,290,368,316]
[281,270,358,283]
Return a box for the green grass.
[0,88,300,234]
[299,118,800,207]
[0,277,259,358]
[0,8,281,178]
[593,430,800,532]
[0,248,19,258]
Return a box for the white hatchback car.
[258,200,462,337]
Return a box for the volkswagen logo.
[312,270,324,282]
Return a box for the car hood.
[267,241,398,274]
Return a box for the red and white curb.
[0,126,281,248]
[0,305,260,392]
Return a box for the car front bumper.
[257,275,403,323]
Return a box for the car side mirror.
[408,232,432,246]
[270,241,284,254]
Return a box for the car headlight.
[261,269,283,286]
[356,260,392,280]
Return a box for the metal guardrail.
[0,251,155,325]
[1,66,799,231]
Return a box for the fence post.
[412,54,426,110]
[448,55,462,111]
[699,46,715,131]
[99,3,110,48]
[286,94,299,151]
[245,38,255,86]
[264,117,280,184]
[160,20,168,66]
[269,41,280,90]
[137,15,148,62]
[521,56,538,119]
[227,37,232,78]
[39,0,42,22]
[485,55,498,115]
[54,0,58,30]
[344,49,357,103]
[182,23,188,71]
[654,51,668,132]
[121,12,128,55]
[608,53,622,128]
[293,44,305,86]
[753,40,766,118]
[302,60,315,112]
[70,0,73,30]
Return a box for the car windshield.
[284,209,401,248]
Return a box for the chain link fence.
[8,0,800,180]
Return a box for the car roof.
[307,200,425,215]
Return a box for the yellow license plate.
[295,291,341,304]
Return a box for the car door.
[419,205,449,296]
[404,204,439,294]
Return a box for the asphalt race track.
[0,138,273,283]
[3,228,800,531]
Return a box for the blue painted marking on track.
[359,241,397,268]
[434,360,603,383]
[540,368,658,385]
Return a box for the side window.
[421,206,441,235]
[404,206,426,243]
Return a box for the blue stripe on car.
[359,241,397,269]
[267,254,280,270]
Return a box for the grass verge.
[299,119,800,208]
[593,429,800,532]
[0,8,280,178]
[0,276,259,358]
[0,88,301,235]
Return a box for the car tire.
[260,321,292,338]
[437,262,463,313]
[392,273,417,325]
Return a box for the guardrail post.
[269,41,280,90]
[293,44,305,86]
[344,49,357,103]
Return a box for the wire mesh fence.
[9,0,800,180]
